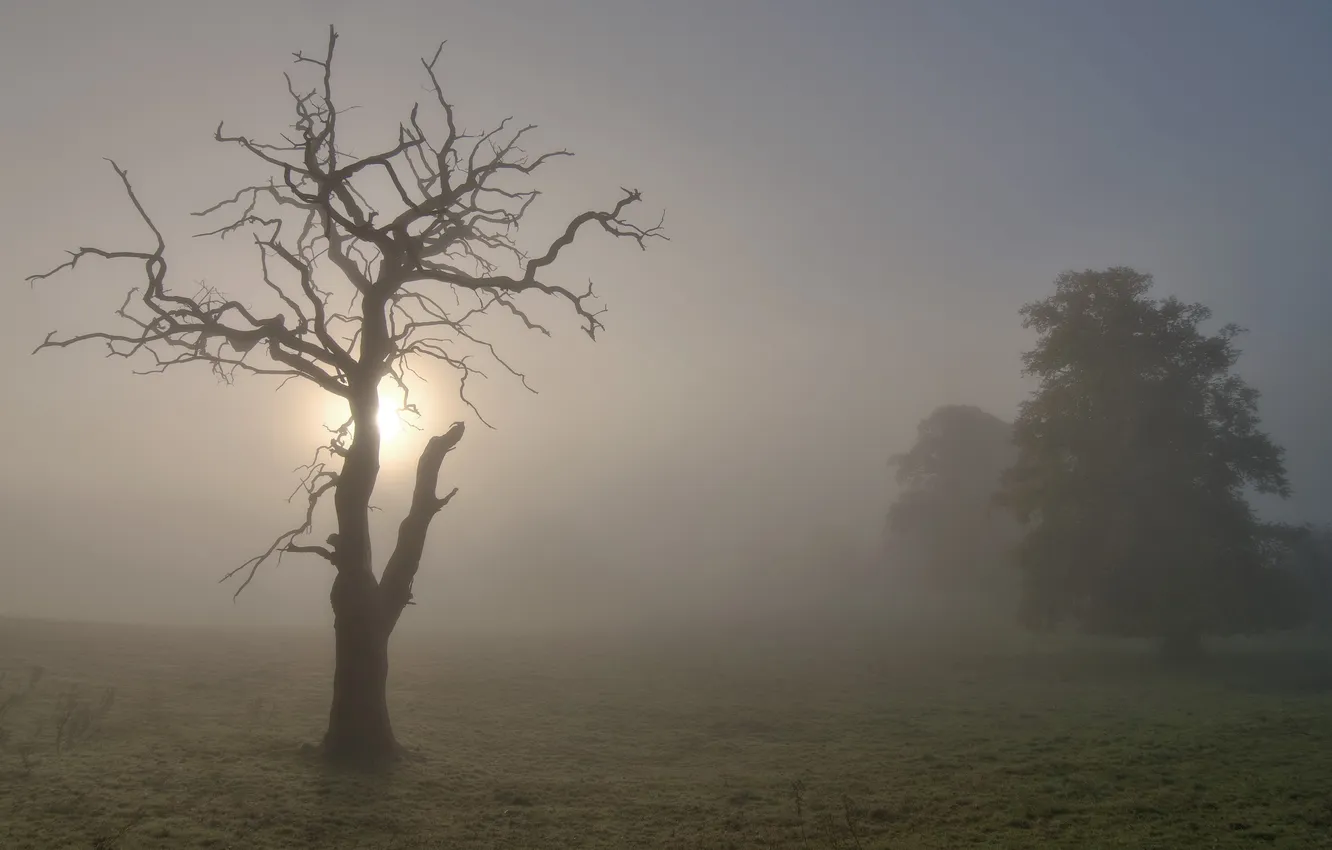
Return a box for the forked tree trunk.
[320,421,464,767]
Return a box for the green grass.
[2,615,1332,848]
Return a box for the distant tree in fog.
[997,267,1301,657]
[883,405,1021,594]
[25,27,663,766]
[1270,524,1332,631]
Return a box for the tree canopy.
[997,267,1300,651]
[883,405,1020,594]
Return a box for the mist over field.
[3,0,1331,635]
[2,1,1332,847]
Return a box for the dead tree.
[27,27,664,766]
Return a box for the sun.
[319,382,417,454]
[375,388,405,443]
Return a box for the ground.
[1,615,1331,849]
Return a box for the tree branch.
[379,422,464,625]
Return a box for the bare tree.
[27,27,664,766]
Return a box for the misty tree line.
[882,267,1332,655]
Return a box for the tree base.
[317,733,406,771]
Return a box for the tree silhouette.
[884,405,1020,597]
[27,27,664,765]
[997,268,1294,656]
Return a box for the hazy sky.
[2,0,1330,629]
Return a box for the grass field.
[2,614,1332,849]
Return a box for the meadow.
[2,614,1332,849]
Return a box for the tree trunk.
[323,570,399,766]
[320,422,465,768]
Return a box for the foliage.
[998,267,1296,646]
[1267,524,1332,629]
[884,405,1021,592]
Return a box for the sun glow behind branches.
[320,381,421,460]
[376,389,405,443]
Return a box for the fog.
[2,0,1330,633]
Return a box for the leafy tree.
[25,28,663,765]
[997,268,1295,655]
[1267,523,1332,630]
[883,405,1020,594]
